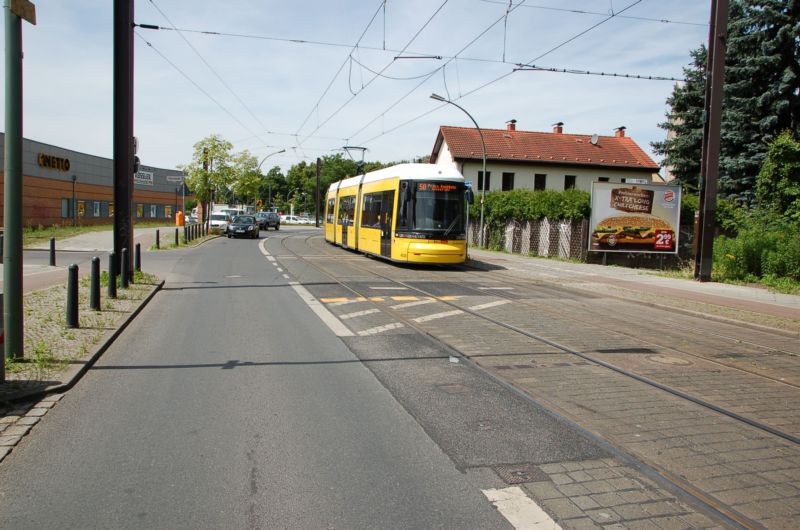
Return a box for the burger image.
[592,214,673,247]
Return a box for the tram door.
[380,191,394,258]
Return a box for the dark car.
[226,215,260,239]
[255,211,280,230]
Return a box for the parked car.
[296,216,313,225]
[209,212,231,233]
[281,215,300,224]
[226,215,260,239]
[255,211,280,230]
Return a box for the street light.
[430,93,487,247]
[258,148,286,209]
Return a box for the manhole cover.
[647,355,692,366]
[494,464,550,484]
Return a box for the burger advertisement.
[589,182,681,254]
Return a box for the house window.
[478,171,491,191]
[564,175,576,190]
[599,177,610,182]
[502,172,515,191]
[534,174,546,191]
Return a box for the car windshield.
[234,216,255,224]
[211,214,227,221]
[397,180,465,236]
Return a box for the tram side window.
[326,198,335,223]
[360,193,381,228]
[337,196,355,225]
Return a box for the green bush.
[470,189,590,223]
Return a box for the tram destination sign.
[589,181,681,254]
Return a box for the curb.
[1,279,165,404]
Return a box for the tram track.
[276,234,800,449]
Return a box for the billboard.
[589,182,681,254]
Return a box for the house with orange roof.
[430,121,662,193]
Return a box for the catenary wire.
[147,0,272,142]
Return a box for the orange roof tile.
[432,126,659,171]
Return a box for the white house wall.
[455,160,660,192]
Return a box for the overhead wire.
[479,0,707,27]
[356,0,646,146]
[147,0,272,142]
[294,0,451,147]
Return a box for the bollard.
[0,233,4,263]
[183,226,188,244]
[66,264,79,328]
[174,228,179,247]
[90,257,101,310]
[108,252,117,299]
[135,242,141,272]
[156,229,160,249]
[49,237,56,266]
[121,248,129,289]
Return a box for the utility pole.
[316,157,321,227]
[694,0,728,281]
[3,0,37,372]
[113,0,134,279]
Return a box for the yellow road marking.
[437,296,459,301]
[391,296,419,301]
[320,297,349,303]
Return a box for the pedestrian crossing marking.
[321,295,461,305]
[392,296,418,301]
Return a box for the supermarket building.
[0,133,189,228]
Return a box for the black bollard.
[174,228,179,247]
[108,252,117,299]
[135,242,141,272]
[156,229,160,249]
[0,233,4,263]
[121,248,129,289]
[90,257,101,310]
[49,237,56,266]
[66,264,79,328]
[183,226,188,244]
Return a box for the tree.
[653,0,800,204]
[181,135,233,220]
[756,130,800,223]
[230,150,260,205]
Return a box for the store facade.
[0,133,190,228]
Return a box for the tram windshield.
[397,180,466,237]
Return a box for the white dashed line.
[357,322,404,336]
[282,274,290,279]
[369,286,408,290]
[340,308,381,320]
[266,256,276,262]
[389,298,436,310]
[413,309,464,323]
[478,286,515,291]
[482,487,561,529]
[469,300,511,311]
[277,267,283,272]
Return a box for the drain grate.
[494,463,550,484]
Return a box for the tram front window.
[398,180,465,237]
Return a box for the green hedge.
[469,189,590,224]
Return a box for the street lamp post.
[430,93,487,247]
[257,148,286,210]
[287,188,298,216]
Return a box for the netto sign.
[37,153,71,172]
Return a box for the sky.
[1,0,711,176]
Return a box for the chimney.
[615,126,626,138]
[552,121,564,134]
[506,119,517,132]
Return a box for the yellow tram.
[324,164,469,264]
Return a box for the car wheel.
[275,224,280,231]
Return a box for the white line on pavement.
[469,300,511,311]
[369,286,408,290]
[288,282,355,337]
[413,309,463,323]
[482,487,561,529]
[340,308,381,320]
[478,286,515,290]
[357,322,404,336]
[389,299,435,310]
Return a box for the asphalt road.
[0,232,506,528]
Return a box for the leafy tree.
[756,130,800,223]
[181,135,233,220]
[654,0,800,204]
[230,150,261,205]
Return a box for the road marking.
[277,267,283,272]
[340,308,380,320]
[282,274,290,279]
[479,286,515,291]
[358,322,404,336]
[391,296,419,301]
[390,298,436,310]
[370,286,408,290]
[327,297,368,307]
[225,275,243,278]
[320,297,349,304]
[413,309,463,323]
[469,300,511,311]
[288,282,354,337]
[369,297,385,302]
[437,296,459,301]
[482,487,561,529]
[266,256,275,262]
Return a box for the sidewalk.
[467,247,800,331]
